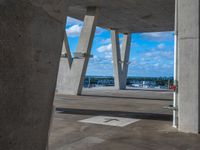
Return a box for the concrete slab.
[67,0,175,33]
[49,89,200,150]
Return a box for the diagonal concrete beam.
[56,7,98,95]
[121,34,132,89]
[111,30,123,89]
[63,31,73,67]
[111,30,131,90]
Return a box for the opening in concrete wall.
[83,30,175,91]
[62,17,83,57]
[127,32,175,90]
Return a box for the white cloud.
[97,44,112,53]
[66,25,82,37]
[101,38,111,44]
[144,51,173,59]
[67,17,83,26]
[66,17,105,36]
[96,27,105,35]
[142,32,163,38]
[141,32,174,41]
[157,43,165,49]
[153,63,160,67]
[105,52,112,59]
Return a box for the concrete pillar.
[121,34,132,89]
[177,0,200,133]
[0,1,68,149]
[111,30,122,89]
[56,7,98,95]
[111,30,131,90]
[64,32,72,67]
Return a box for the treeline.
[127,77,174,86]
[84,76,174,87]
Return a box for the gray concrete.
[177,0,200,133]
[56,7,98,95]
[82,87,173,101]
[111,31,131,90]
[111,30,122,89]
[63,32,73,67]
[120,34,132,89]
[67,0,175,33]
[49,89,200,150]
[0,1,68,149]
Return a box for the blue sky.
[65,17,174,77]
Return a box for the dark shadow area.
[56,107,173,121]
[80,94,173,101]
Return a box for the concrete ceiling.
[67,0,175,33]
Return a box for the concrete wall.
[0,1,68,149]
[177,0,200,133]
[56,58,71,94]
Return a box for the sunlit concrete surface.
[49,88,200,150]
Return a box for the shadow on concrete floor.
[56,107,172,121]
[80,94,172,101]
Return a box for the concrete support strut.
[56,7,98,95]
[177,0,200,133]
[111,30,131,90]
[64,32,73,67]
[0,0,68,149]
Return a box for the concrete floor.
[49,88,200,150]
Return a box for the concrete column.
[0,1,68,149]
[111,30,123,89]
[56,7,98,95]
[121,34,132,89]
[64,32,72,67]
[177,0,200,133]
[111,30,131,90]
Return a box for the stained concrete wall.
[177,0,200,133]
[56,57,71,94]
[0,1,68,149]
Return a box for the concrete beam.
[64,32,73,67]
[56,7,98,95]
[111,31,131,90]
[177,0,200,133]
[0,1,68,149]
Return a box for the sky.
[65,17,174,77]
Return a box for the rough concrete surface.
[0,1,68,150]
[177,0,200,133]
[49,89,200,150]
[67,0,175,33]
[111,31,131,90]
